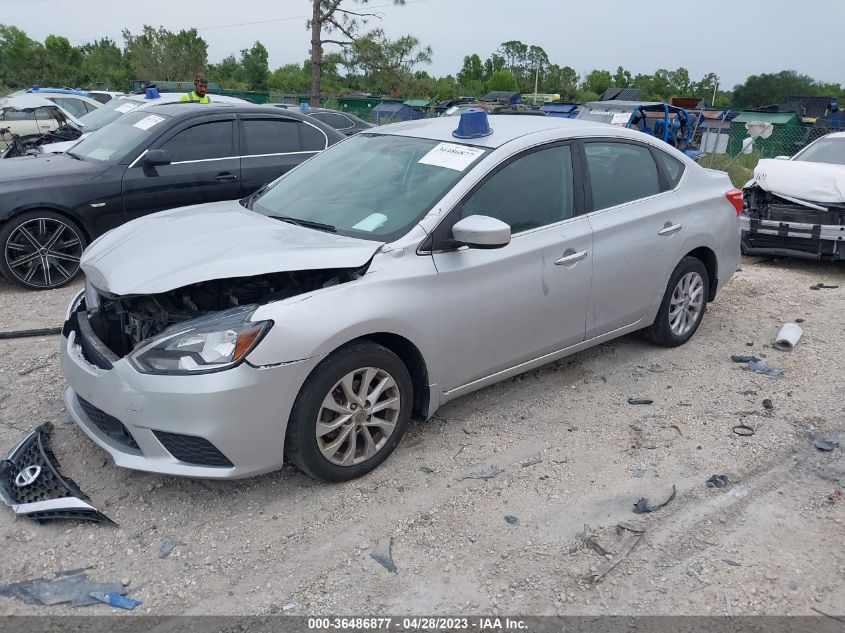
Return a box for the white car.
[0,94,83,151]
[39,90,247,154]
[87,91,126,105]
[742,131,845,260]
[7,88,102,120]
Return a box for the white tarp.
[753,158,845,204]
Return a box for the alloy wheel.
[315,367,401,467]
[5,217,83,288]
[668,271,705,336]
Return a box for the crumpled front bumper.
[60,313,322,479]
[740,215,845,260]
[0,424,113,524]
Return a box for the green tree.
[732,70,830,108]
[483,53,505,80]
[80,38,131,90]
[487,69,518,93]
[0,25,43,87]
[582,69,612,95]
[341,29,431,95]
[612,66,632,88]
[307,0,407,105]
[240,41,269,90]
[209,54,245,89]
[541,64,579,99]
[43,35,83,87]
[122,26,208,80]
[269,62,310,93]
[457,54,484,85]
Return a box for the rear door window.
[584,142,661,210]
[299,123,328,151]
[241,118,302,155]
[653,149,685,189]
[311,112,354,130]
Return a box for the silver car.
[60,113,741,482]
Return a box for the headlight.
[129,305,272,375]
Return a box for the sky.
[2,0,843,89]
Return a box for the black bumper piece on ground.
[0,424,114,524]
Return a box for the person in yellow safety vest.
[181,74,212,103]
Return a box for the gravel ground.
[0,256,843,617]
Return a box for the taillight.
[726,189,743,216]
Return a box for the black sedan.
[0,103,345,289]
[272,105,374,136]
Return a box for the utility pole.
[533,66,539,104]
[712,80,718,106]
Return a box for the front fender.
[246,251,441,377]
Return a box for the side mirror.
[144,149,171,167]
[452,215,511,249]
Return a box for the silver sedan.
[61,112,741,481]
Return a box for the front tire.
[285,342,413,482]
[0,211,86,290]
[644,256,709,347]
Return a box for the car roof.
[117,93,245,105]
[371,115,619,148]
[144,102,317,119]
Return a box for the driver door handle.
[214,172,238,182]
[658,223,683,237]
[555,250,588,266]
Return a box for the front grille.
[153,431,233,468]
[77,397,140,451]
[0,424,114,524]
[1,431,72,505]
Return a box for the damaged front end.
[0,424,113,524]
[742,186,845,260]
[66,267,366,370]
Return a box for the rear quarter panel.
[677,166,741,292]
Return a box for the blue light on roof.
[299,102,310,113]
[145,87,160,100]
[453,108,493,139]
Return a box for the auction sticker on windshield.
[115,102,140,114]
[133,115,165,131]
[418,143,485,171]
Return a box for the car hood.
[81,200,385,296]
[40,133,90,154]
[0,152,108,183]
[752,158,845,204]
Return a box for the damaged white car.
[742,131,845,260]
[61,112,740,482]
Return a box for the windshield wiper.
[268,215,337,233]
[64,150,81,160]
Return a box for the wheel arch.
[352,333,431,419]
[684,246,718,302]
[1,204,93,244]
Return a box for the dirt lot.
[0,256,843,617]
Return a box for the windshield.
[76,98,143,132]
[251,134,489,241]
[793,137,845,166]
[71,110,171,162]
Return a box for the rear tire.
[285,341,413,482]
[644,257,709,348]
[0,210,86,290]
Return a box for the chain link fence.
[689,122,843,186]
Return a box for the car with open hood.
[742,131,845,260]
[0,102,343,289]
[60,110,741,482]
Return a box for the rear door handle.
[214,173,238,182]
[555,250,588,266]
[658,223,683,236]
